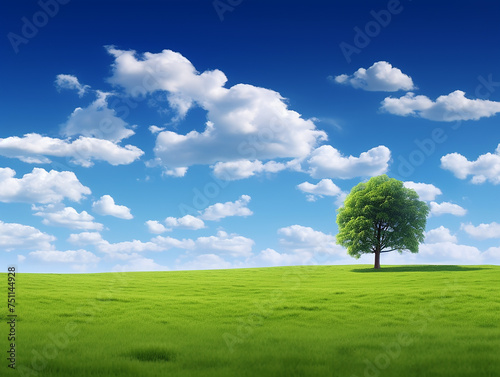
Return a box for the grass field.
[2,265,500,377]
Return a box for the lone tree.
[336,175,429,269]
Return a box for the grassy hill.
[3,265,500,377]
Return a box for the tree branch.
[380,248,402,253]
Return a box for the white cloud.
[0,221,55,251]
[297,179,342,201]
[0,167,90,203]
[461,222,500,240]
[106,48,327,174]
[418,242,482,264]
[429,201,467,217]
[98,239,165,254]
[212,159,286,180]
[112,257,168,272]
[403,181,442,201]
[306,145,391,179]
[68,231,191,258]
[146,215,205,233]
[151,235,196,251]
[163,167,188,177]
[176,254,233,270]
[69,229,252,262]
[55,74,90,97]
[92,195,133,219]
[194,231,254,258]
[164,215,205,230]
[62,91,135,142]
[68,229,253,258]
[441,144,500,184]
[483,246,500,262]
[17,255,26,263]
[256,248,313,266]
[0,133,144,167]
[34,206,103,230]
[334,61,414,92]
[145,220,168,234]
[334,192,348,207]
[106,47,227,105]
[278,225,345,256]
[149,125,165,134]
[68,232,103,245]
[199,195,253,221]
[29,249,100,264]
[425,226,457,244]
[381,90,500,121]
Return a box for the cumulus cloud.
[381,90,500,121]
[149,125,166,134]
[92,195,133,219]
[67,232,104,245]
[0,221,55,251]
[461,222,500,240]
[29,249,100,264]
[199,195,253,221]
[99,239,165,254]
[212,160,287,180]
[403,181,442,201]
[483,246,500,262]
[0,133,144,167]
[193,231,254,258]
[151,235,196,251]
[55,74,90,97]
[0,167,90,203]
[334,61,414,92]
[112,257,168,272]
[68,231,192,258]
[146,215,205,234]
[67,228,252,261]
[278,225,345,256]
[297,179,343,202]
[106,48,327,174]
[163,167,188,177]
[61,91,135,142]
[164,215,205,230]
[425,226,457,244]
[34,205,103,230]
[441,144,500,184]
[256,248,314,267]
[306,145,391,179]
[418,242,482,264]
[429,201,467,217]
[145,220,168,234]
[106,47,227,105]
[176,254,233,270]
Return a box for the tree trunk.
[374,250,381,269]
[374,224,382,269]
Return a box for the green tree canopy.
[336,175,429,269]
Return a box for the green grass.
[2,265,500,376]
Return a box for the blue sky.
[1,0,500,272]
